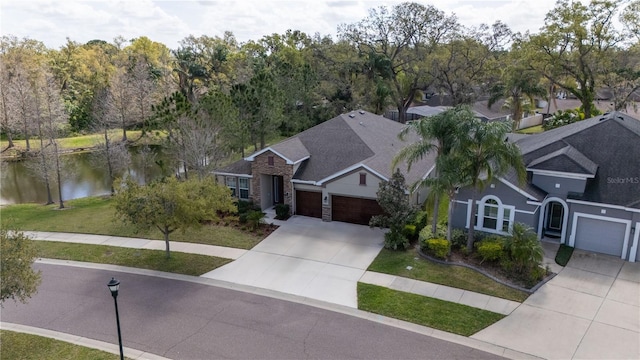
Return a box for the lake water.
[1,147,172,205]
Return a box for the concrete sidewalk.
[360,271,521,315]
[25,231,247,260]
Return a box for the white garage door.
[574,217,627,257]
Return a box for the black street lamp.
[107,277,124,360]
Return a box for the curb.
[34,259,541,360]
[0,322,171,360]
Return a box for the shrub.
[238,213,248,224]
[274,204,290,220]
[403,224,417,239]
[476,239,505,264]
[384,231,410,250]
[450,229,466,249]
[424,238,449,259]
[246,210,265,231]
[412,210,429,230]
[418,223,447,242]
[237,200,260,215]
[503,223,544,275]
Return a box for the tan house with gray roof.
[214,110,435,225]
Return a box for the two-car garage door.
[331,195,384,225]
[295,191,384,225]
[574,216,627,257]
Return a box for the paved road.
[2,264,503,360]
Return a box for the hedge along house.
[450,111,640,262]
[214,110,435,225]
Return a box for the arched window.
[468,196,515,234]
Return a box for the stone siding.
[251,151,293,208]
[322,205,331,222]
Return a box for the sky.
[1,0,562,50]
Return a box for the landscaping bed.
[368,248,529,302]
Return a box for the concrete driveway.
[472,250,640,359]
[201,216,385,308]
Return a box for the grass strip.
[0,330,120,360]
[368,248,529,302]
[34,241,230,276]
[357,283,504,336]
[1,197,264,249]
[555,244,574,266]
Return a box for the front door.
[546,202,564,233]
[272,176,284,205]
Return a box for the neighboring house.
[450,111,640,262]
[214,110,435,225]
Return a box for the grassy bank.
[357,283,504,336]
[1,197,264,249]
[0,330,120,360]
[368,248,529,302]
[35,241,230,276]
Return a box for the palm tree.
[456,119,526,252]
[393,106,473,236]
[488,68,546,131]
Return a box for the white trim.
[568,212,632,260]
[291,179,317,185]
[566,198,640,213]
[316,164,388,185]
[515,208,539,215]
[465,195,515,235]
[214,172,253,178]
[528,168,595,179]
[244,148,309,165]
[629,222,639,262]
[497,177,539,201]
[454,200,468,205]
[537,197,569,244]
[420,164,436,181]
[527,201,542,205]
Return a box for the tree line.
[1,0,639,182]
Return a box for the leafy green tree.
[488,49,547,130]
[113,176,236,258]
[1,226,41,306]
[394,106,471,236]
[339,2,457,123]
[527,0,622,118]
[369,169,416,250]
[456,119,526,252]
[432,21,512,106]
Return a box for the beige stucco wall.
[324,169,382,199]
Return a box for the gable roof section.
[215,158,252,176]
[527,145,598,177]
[516,111,640,208]
[244,137,310,165]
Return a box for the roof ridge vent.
[349,113,356,118]
[358,110,365,115]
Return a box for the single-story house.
[214,110,434,225]
[450,111,640,262]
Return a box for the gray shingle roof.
[270,137,310,163]
[516,111,640,208]
[217,158,252,175]
[528,145,598,176]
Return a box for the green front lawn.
[1,197,264,249]
[517,125,544,134]
[0,330,120,360]
[35,242,230,276]
[357,283,504,336]
[368,248,529,302]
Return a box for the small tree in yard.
[1,226,42,306]
[369,169,416,250]
[113,176,236,258]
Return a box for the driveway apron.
[201,216,385,308]
[472,250,640,359]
